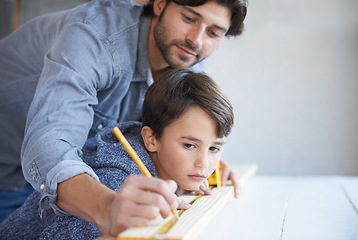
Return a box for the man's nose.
[186,25,205,49]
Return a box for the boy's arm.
[57,173,182,236]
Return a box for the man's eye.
[184,143,195,149]
[208,29,220,38]
[183,15,194,23]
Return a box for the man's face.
[150,106,227,192]
[153,0,231,68]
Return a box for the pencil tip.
[172,210,179,220]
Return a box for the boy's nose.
[194,153,209,169]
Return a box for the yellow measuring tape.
[155,196,202,237]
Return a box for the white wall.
[206,0,358,175]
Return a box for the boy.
[0,69,234,239]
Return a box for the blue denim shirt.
[0,0,204,214]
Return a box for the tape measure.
[155,195,203,238]
[208,162,222,187]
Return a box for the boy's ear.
[141,126,157,152]
[153,0,167,16]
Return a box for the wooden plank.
[97,164,257,240]
[118,186,234,240]
[232,163,258,186]
[198,176,295,240]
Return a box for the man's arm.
[57,173,184,236]
[57,174,113,229]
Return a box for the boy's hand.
[220,160,240,198]
[175,161,239,198]
[175,180,212,197]
[195,179,212,195]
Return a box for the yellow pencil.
[112,126,179,219]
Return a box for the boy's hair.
[142,69,234,140]
[143,0,247,37]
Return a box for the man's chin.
[169,60,199,69]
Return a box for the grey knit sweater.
[0,121,157,239]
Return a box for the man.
[0,0,247,235]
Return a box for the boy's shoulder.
[82,121,156,190]
[82,121,155,177]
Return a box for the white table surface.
[197,176,358,240]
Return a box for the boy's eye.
[184,143,195,149]
[209,146,220,152]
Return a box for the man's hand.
[101,175,185,235]
[57,174,185,236]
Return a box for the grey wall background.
[1,0,357,175]
[0,0,16,38]
[20,0,86,22]
[0,0,86,38]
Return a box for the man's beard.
[154,21,203,69]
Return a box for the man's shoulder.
[73,0,145,34]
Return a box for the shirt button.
[97,124,103,130]
[40,184,45,190]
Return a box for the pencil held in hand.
[112,126,152,177]
[112,126,179,219]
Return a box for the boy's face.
[153,0,231,68]
[144,106,227,191]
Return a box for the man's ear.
[152,0,167,16]
[141,126,157,152]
